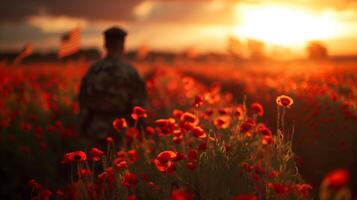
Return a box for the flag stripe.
[58,27,81,58]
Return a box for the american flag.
[58,27,81,58]
[13,43,33,64]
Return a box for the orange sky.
[1,0,357,58]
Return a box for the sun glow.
[234,4,340,46]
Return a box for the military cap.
[104,26,127,40]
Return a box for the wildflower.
[186,161,197,170]
[268,170,279,178]
[191,126,207,139]
[241,162,253,172]
[131,106,147,120]
[79,168,92,177]
[214,116,231,129]
[173,135,183,144]
[170,189,193,200]
[145,126,155,136]
[262,135,273,145]
[128,149,138,163]
[240,119,255,133]
[233,194,257,200]
[63,151,87,163]
[235,106,245,120]
[172,109,184,119]
[251,102,264,116]
[112,118,127,132]
[154,151,177,173]
[106,136,114,143]
[28,179,42,190]
[276,95,294,108]
[128,195,137,200]
[115,160,128,170]
[294,183,312,198]
[122,172,139,188]
[193,95,204,107]
[90,147,104,161]
[155,118,176,136]
[198,142,208,151]
[258,124,272,137]
[126,128,140,141]
[187,149,198,161]
[181,112,199,124]
[323,169,350,189]
[56,189,64,197]
[268,183,289,194]
[218,108,231,115]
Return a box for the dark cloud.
[0,0,42,22]
[0,0,142,23]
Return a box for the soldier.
[79,26,147,146]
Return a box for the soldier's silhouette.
[79,26,147,145]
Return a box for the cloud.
[1,0,356,24]
[27,15,88,33]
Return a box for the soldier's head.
[104,26,127,57]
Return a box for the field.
[0,59,356,200]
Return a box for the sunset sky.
[0,0,357,57]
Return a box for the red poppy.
[63,151,87,163]
[251,102,264,116]
[122,173,139,188]
[214,116,231,129]
[155,118,176,136]
[115,160,128,170]
[262,135,273,145]
[268,170,278,178]
[170,189,193,200]
[268,183,289,194]
[191,126,207,139]
[79,168,92,177]
[186,161,197,170]
[90,147,104,161]
[233,194,257,200]
[154,151,177,173]
[131,106,147,120]
[187,149,198,161]
[106,137,114,143]
[294,183,312,198]
[240,119,255,133]
[128,149,138,163]
[258,125,272,137]
[193,95,204,107]
[112,118,127,132]
[235,106,245,120]
[127,195,137,200]
[323,169,350,189]
[181,112,199,124]
[145,126,155,136]
[276,95,294,108]
[172,109,184,119]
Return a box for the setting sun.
[234,4,340,47]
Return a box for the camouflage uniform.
[79,56,147,141]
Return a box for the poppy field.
[0,59,356,200]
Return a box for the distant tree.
[247,39,265,59]
[183,46,198,59]
[136,44,149,60]
[227,36,243,58]
[306,41,328,59]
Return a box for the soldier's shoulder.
[86,58,115,75]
